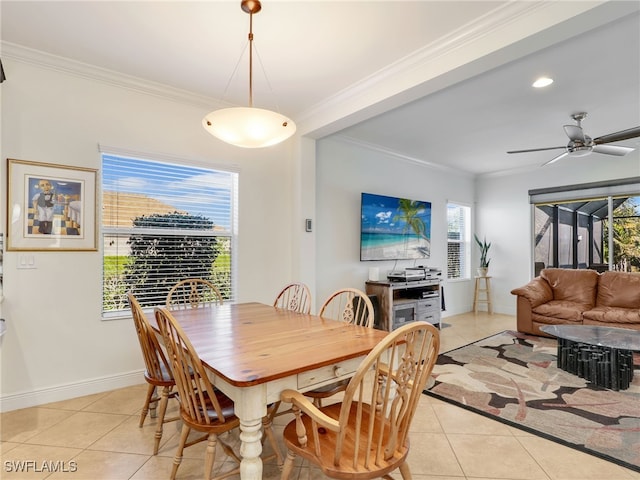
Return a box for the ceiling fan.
[507,112,640,166]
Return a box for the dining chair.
[273,282,312,314]
[127,292,180,455]
[279,321,440,480]
[318,287,374,327]
[304,287,375,406]
[154,307,283,480]
[268,282,313,420]
[166,278,223,310]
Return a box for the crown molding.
[332,134,474,178]
[296,1,622,137]
[1,41,220,109]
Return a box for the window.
[101,152,238,316]
[530,177,640,274]
[447,203,471,280]
[529,177,640,276]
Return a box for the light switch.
[17,255,36,269]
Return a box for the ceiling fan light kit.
[202,0,296,148]
[507,112,640,166]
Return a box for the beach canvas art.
[360,192,431,261]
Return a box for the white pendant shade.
[202,0,295,148]
[203,107,296,149]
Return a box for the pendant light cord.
[248,10,254,108]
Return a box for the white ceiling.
[2,1,639,175]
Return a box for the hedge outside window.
[101,153,237,316]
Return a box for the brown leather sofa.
[511,268,640,336]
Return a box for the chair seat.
[144,363,174,386]
[282,402,408,478]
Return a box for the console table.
[365,279,441,331]
[540,324,640,390]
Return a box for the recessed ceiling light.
[532,77,554,88]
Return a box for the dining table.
[146,301,388,480]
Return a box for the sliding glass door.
[530,179,640,275]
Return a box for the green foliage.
[103,255,131,311]
[394,199,429,240]
[603,198,640,272]
[124,212,221,307]
[474,234,491,268]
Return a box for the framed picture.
[6,159,97,251]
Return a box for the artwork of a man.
[32,178,56,234]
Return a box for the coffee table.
[540,325,640,391]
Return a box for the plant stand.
[473,275,493,314]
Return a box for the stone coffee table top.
[541,324,640,351]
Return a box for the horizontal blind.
[102,154,237,314]
[447,203,470,279]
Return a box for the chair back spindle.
[273,282,312,314]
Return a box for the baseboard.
[0,370,144,413]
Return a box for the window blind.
[101,153,237,315]
[447,203,470,279]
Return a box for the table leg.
[239,418,263,479]
[234,385,266,480]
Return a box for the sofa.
[511,268,640,336]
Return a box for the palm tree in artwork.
[394,199,429,255]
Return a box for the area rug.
[424,330,640,472]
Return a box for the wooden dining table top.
[147,302,388,387]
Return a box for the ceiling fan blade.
[593,126,640,144]
[592,144,635,156]
[564,125,585,142]
[507,146,566,154]
[542,151,568,166]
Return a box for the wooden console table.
[365,279,441,331]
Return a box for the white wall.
[476,154,640,315]
[0,59,298,410]
[315,137,476,316]
[3,55,638,413]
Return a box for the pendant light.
[202,0,296,148]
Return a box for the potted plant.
[474,234,491,276]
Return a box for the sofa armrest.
[510,277,553,308]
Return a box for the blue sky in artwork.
[361,192,431,236]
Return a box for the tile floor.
[2,312,639,480]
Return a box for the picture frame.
[6,159,97,251]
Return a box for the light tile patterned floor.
[2,312,639,480]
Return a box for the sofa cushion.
[596,271,640,308]
[540,268,598,307]
[583,306,640,325]
[532,300,588,322]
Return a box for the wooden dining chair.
[318,287,374,327]
[273,282,312,314]
[166,278,223,310]
[154,307,283,480]
[280,321,440,480]
[268,282,313,419]
[127,292,180,455]
[304,288,375,406]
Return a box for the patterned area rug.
[425,330,640,472]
